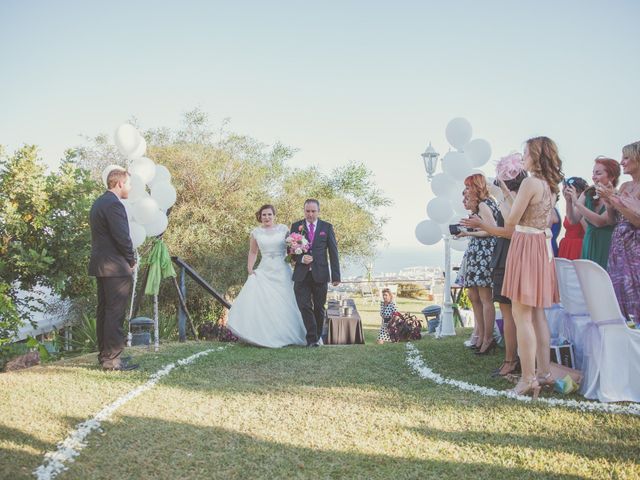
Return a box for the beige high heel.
[507,377,541,400]
[537,372,555,390]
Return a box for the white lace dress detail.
[227,224,306,347]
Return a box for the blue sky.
[2,0,639,249]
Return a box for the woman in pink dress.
[501,137,563,398]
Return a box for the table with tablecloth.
[325,299,365,345]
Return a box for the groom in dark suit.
[291,199,340,346]
[88,168,138,371]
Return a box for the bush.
[387,312,422,342]
[397,282,429,299]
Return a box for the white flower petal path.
[405,343,640,416]
[33,346,228,480]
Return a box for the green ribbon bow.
[142,239,176,296]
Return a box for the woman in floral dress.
[456,174,500,355]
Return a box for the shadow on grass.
[67,415,588,480]
[0,424,51,479]
[409,426,638,464]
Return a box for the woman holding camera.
[455,174,500,355]
[501,137,563,398]
[558,177,588,260]
[565,158,620,269]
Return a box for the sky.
[2,0,639,254]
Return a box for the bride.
[227,204,307,347]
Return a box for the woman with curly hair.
[455,173,500,355]
[598,141,640,323]
[501,136,563,398]
[565,157,621,269]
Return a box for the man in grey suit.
[88,168,138,371]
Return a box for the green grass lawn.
[1,298,639,479]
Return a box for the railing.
[171,257,232,342]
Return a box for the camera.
[449,223,477,235]
[449,224,467,235]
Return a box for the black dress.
[490,208,511,304]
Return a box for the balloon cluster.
[415,118,492,251]
[101,124,177,249]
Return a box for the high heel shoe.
[537,372,555,390]
[463,334,480,348]
[474,339,497,355]
[507,377,541,400]
[490,358,520,378]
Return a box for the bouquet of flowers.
[285,232,309,263]
[387,311,423,342]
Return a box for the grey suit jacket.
[290,219,340,283]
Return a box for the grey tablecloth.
[326,300,365,345]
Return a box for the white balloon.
[439,222,453,237]
[128,174,146,201]
[430,173,458,200]
[120,199,133,219]
[131,195,160,225]
[452,196,469,217]
[415,219,442,246]
[114,124,141,157]
[145,211,169,237]
[150,181,177,210]
[127,135,147,160]
[445,117,473,149]
[426,197,454,224]
[442,151,473,182]
[129,157,156,185]
[487,178,503,200]
[101,164,125,188]
[465,138,492,167]
[451,237,469,252]
[149,165,171,186]
[128,221,146,249]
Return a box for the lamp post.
[421,142,439,181]
[420,142,456,337]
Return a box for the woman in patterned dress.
[455,174,500,355]
[598,141,640,323]
[377,288,397,344]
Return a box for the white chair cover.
[552,258,591,369]
[573,259,640,403]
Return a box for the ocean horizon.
[343,245,465,278]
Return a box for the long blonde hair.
[525,136,564,195]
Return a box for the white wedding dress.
[227,224,307,348]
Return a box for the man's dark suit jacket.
[290,219,340,283]
[88,191,135,277]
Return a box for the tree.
[0,145,101,342]
[73,110,391,321]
